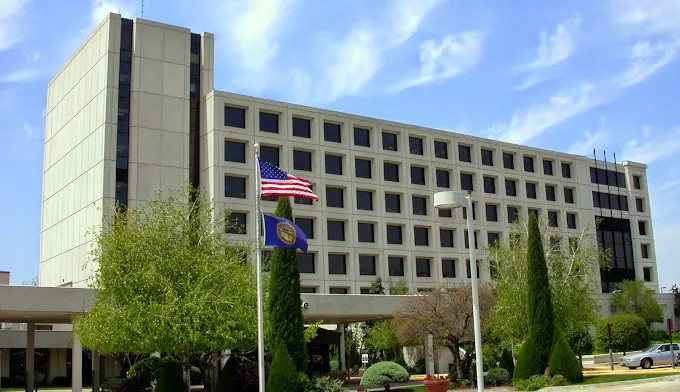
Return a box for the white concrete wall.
[48,348,68,382]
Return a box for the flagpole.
[254,143,266,392]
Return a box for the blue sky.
[1,0,679,289]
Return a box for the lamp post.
[434,191,484,392]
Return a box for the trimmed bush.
[550,375,567,386]
[499,349,515,375]
[513,338,543,382]
[594,314,650,353]
[486,367,510,386]
[414,358,426,374]
[549,331,583,383]
[310,376,346,392]
[155,361,188,392]
[513,375,549,391]
[266,345,298,392]
[566,327,594,361]
[360,361,410,391]
[297,372,313,392]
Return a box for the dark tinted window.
[409,137,424,155]
[486,204,498,222]
[488,232,500,247]
[225,141,246,163]
[461,173,474,191]
[360,287,371,294]
[327,220,345,241]
[464,230,479,249]
[382,132,398,151]
[562,162,571,178]
[565,188,574,203]
[411,166,426,185]
[259,112,279,133]
[524,156,535,172]
[442,259,456,278]
[324,122,342,142]
[526,182,537,199]
[294,184,314,205]
[528,208,539,218]
[388,256,404,276]
[438,208,452,218]
[505,179,517,196]
[354,127,371,147]
[543,159,554,175]
[412,196,427,216]
[416,258,431,277]
[440,229,454,247]
[590,167,627,187]
[641,244,649,258]
[434,141,448,159]
[462,202,477,220]
[385,193,401,213]
[467,259,480,279]
[414,227,429,246]
[260,145,279,166]
[643,267,651,282]
[483,176,496,194]
[546,185,556,201]
[300,287,316,293]
[326,187,344,208]
[436,170,450,188]
[459,145,471,162]
[386,225,403,244]
[293,150,312,171]
[226,212,246,234]
[225,176,246,198]
[384,162,400,182]
[225,106,246,128]
[298,253,315,273]
[633,175,641,189]
[548,211,558,227]
[292,117,311,138]
[481,149,493,166]
[355,158,372,178]
[636,198,644,212]
[295,217,314,239]
[357,190,373,211]
[328,254,347,274]
[359,255,376,275]
[325,154,343,175]
[639,221,647,236]
[567,213,576,229]
[329,287,348,294]
[503,152,515,169]
[507,206,519,223]
[358,222,375,243]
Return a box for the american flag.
[258,159,318,200]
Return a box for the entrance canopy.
[0,285,93,323]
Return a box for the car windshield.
[642,345,660,353]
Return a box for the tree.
[498,348,514,375]
[388,278,409,295]
[74,186,257,392]
[393,284,493,380]
[488,217,603,354]
[369,277,386,294]
[266,345,298,392]
[512,338,542,382]
[671,285,680,318]
[611,280,664,327]
[364,320,401,359]
[594,314,650,353]
[565,327,593,365]
[548,330,583,383]
[267,197,307,372]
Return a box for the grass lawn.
[582,372,680,385]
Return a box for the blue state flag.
[263,214,308,253]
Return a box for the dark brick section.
[189,33,201,189]
[115,18,133,209]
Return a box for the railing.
[22,277,38,286]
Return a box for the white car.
[619,343,680,369]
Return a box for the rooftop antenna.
[141,0,144,18]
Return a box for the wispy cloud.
[619,126,680,164]
[567,117,609,156]
[516,15,581,90]
[91,0,133,25]
[0,0,28,52]
[0,69,43,83]
[22,123,37,140]
[616,41,678,87]
[391,31,483,93]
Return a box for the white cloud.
[0,68,42,83]
[91,0,133,25]
[392,31,483,93]
[617,41,678,87]
[567,118,609,156]
[619,126,680,164]
[0,0,27,52]
[22,123,36,140]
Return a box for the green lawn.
[582,372,680,385]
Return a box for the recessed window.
[360,287,371,294]
[442,259,456,278]
[388,256,405,277]
[434,141,448,159]
[329,287,348,294]
[639,221,647,236]
[412,196,427,216]
[324,122,342,143]
[298,253,315,273]
[355,158,372,179]
[292,117,311,138]
[561,162,572,178]
[528,208,539,218]
[414,227,429,246]
[488,232,500,247]
[461,173,474,191]
[293,150,312,171]
[643,267,652,282]
[486,204,498,222]
[411,166,426,185]
[295,218,314,239]
[328,254,347,274]
[633,175,642,189]
[543,159,554,175]
[226,212,247,234]
[546,185,556,201]
[564,188,575,204]
[641,244,650,259]
[409,136,424,155]
[438,209,452,218]
[385,193,401,213]
[436,169,450,188]
[384,162,400,182]
[467,259,480,279]
[327,220,346,241]
[259,112,279,133]
[326,187,344,208]
[260,145,280,167]
[325,154,343,175]
[548,211,559,227]
[295,184,314,205]
[300,286,317,293]
[358,222,376,243]
[225,176,246,199]
[505,179,517,196]
[483,176,496,194]
[481,149,494,166]
[225,141,246,163]
[458,145,472,163]
[359,255,376,275]
[636,198,644,212]
[503,152,515,169]
[507,206,519,223]
[526,182,537,199]
[566,213,577,229]
[464,230,478,249]
[462,202,477,220]
[523,156,535,172]
[357,190,374,211]
[440,229,455,248]
[382,132,398,151]
[416,258,431,277]
[354,127,371,147]
[386,225,403,244]
[224,106,246,128]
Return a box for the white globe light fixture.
[434,191,484,392]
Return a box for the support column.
[26,322,35,392]
[72,316,83,392]
[182,355,190,389]
[339,324,346,371]
[425,334,435,375]
[92,351,101,392]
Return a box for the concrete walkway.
[541,375,680,391]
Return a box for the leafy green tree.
[74,186,257,392]
[565,327,593,365]
[611,280,664,327]
[387,278,410,295]
[548,331,583,383]
[512,338,542,382]
[266,345,298,392]
[594,314,650,353]
[267,197,307,372]
[369,277,386,294]
[364,320,401,359]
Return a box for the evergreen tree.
[499,348,515,375]
[548,330,583,383]
[266,345,299,392]
[369,277,385,294]
[267,197,307,372]
[512,338,542,382]
[526,213,555,368]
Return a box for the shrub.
[266,345,298,392]
[594,314,650,353]
[330,359,340,371]
[360,361,410,390]
[101,377,150,392]
[482,342,502,371]
[310,376,346,392]
[155,361,188,392]
[513,375,549,391]
[448,367,458,385]
[550,374,567,386]
[485,367,510,386]
[513,338,543,382]
[649,329,669,343]
[414,358,426,374]
[50,376,70,387]
[566,327,594,360]
[391,357,408,369]
[297,372,313,392]
[549,331,583,383]
[499,349,515,375]
[215,352,261,392]
[128,356,179,385]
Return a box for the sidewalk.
[541,375,680,391]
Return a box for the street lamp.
[434,191,484,392]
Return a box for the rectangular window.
[293,150,312,171]
[225,106,246,128]
[329,287,348,294]
[481,149,494,166]
[416,258,431,277]
[548,211,559,227]
[633,175,642,189]
[300,286,317,293]
[382,132,398,151]
[524,156,535,172]
[260,145,280,167]
[567,213,577,229]
[438,208,452,218]
[226,212,247,234]
[528,208,539,218]
[357,190,374,211]
[463,202,477,220]
[638,221,647,236]
[326,187,344,208]
[259,112,279,133]
[324,122,342,142]
[486,204,498,222]
[385,193,401,213]
[434,141,448,159]
[442,259,456,278]
[503,152,515,169]
[461,173,474,191]
[562,162,572,178]
[414,227,429,246]
[358,222,375,243]
[593,191,629,211]
[298,253,315,273]
[589,167,627,187]
[225,141,246,163]
[294,184,314,205]
[505,179,517,196]
[388,256,405,277]
[384,162,400,182]
[327,220,346,241]
[507,206,519,223]
[359,255,376,275]
[483,176,496,194]
[488,232,500,247]
[641,244,650,259]
[386,225,403,244]
[543,159,554,175]
[464,230,478,249]
[355,158,372,178]
[412,196,428,216]
[467,259,480,279]
[564,188,574,204]
[292,117,311,138]
[636,198,644,212]
[411,166,426,185]
[436,169,450,188]
[546,185,556,201]
[526,182,537,199]
[643,267,652,282]
[440,229,455,248]
[325,154,343,175]
[328,254,347,274]
[458,145,472,162]
[354,127,371,147]
[225,176,246,198]
[409,136,424,155]
[295,218,314,239]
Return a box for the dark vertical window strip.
[115,18,133,209]
[189,33,201,191]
